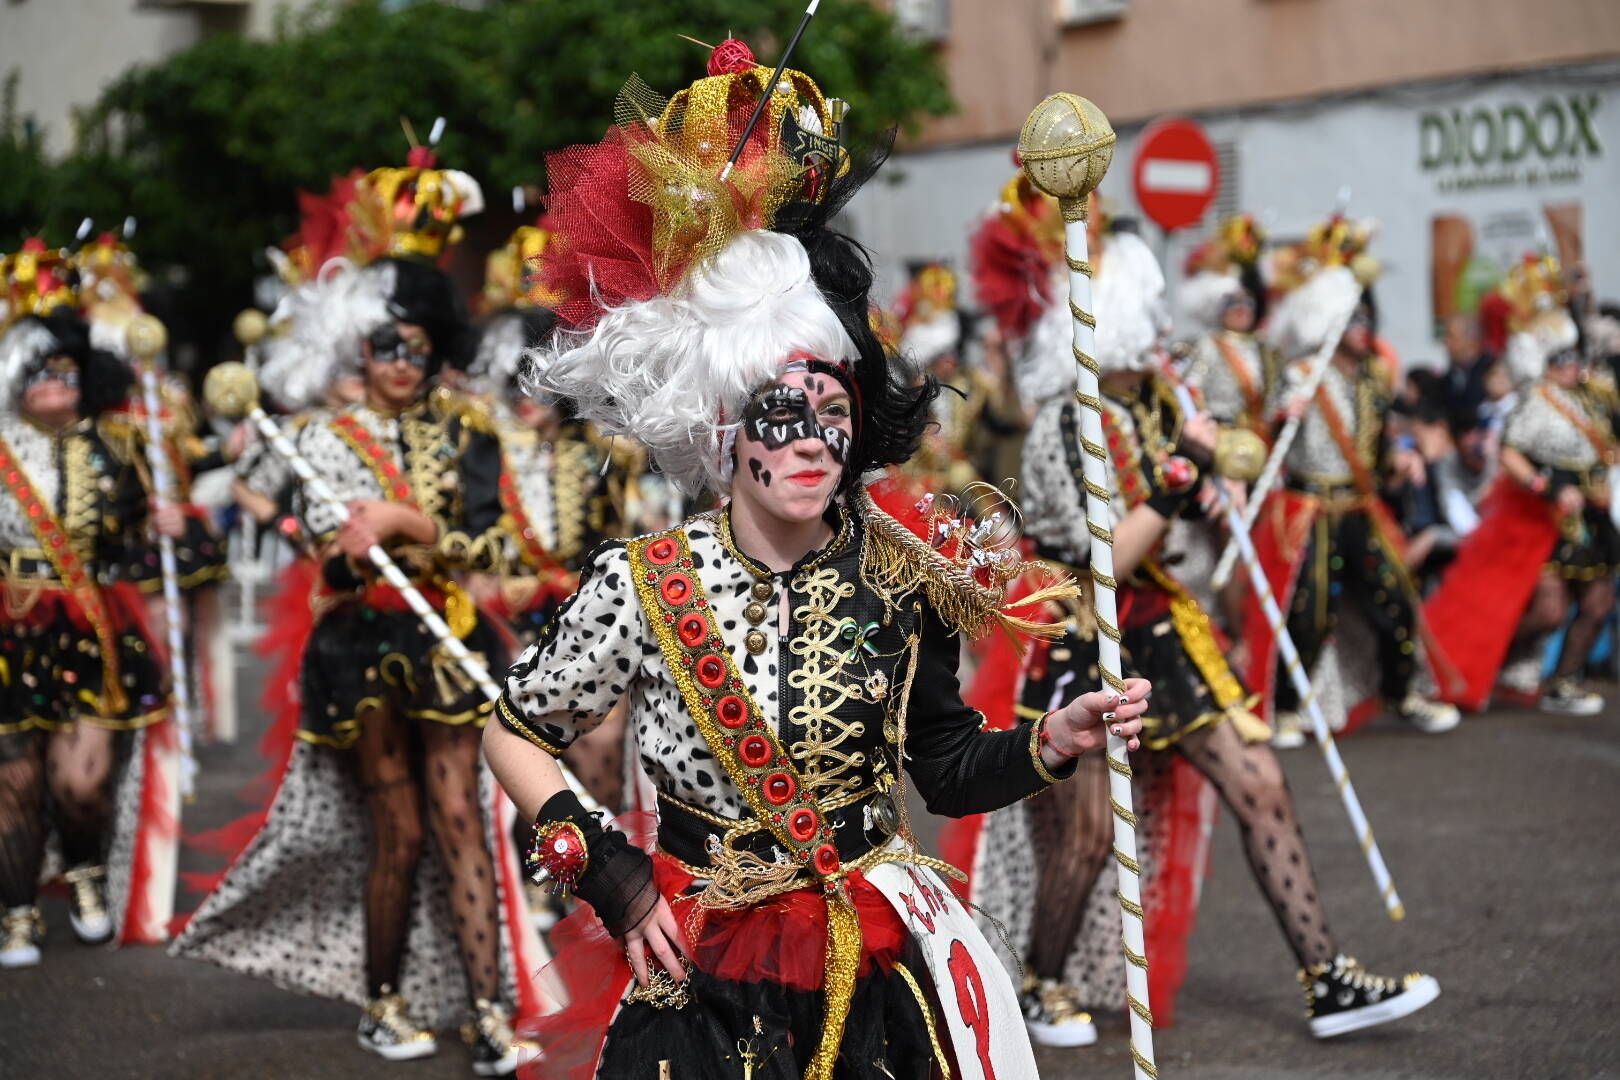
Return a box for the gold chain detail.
[893,963,952,1080]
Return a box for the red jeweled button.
[738,734,772,768]
[677,612,709,647]
[696,654,726,689]
[813,844,840,876]
[788,808,819,842]
[661,573,694,607]
[764,772,795,805]
[646,537,678,565]
[716,695,748,729]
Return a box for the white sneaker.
[0,906,42,969]
[1398,693,1460,734]
[1539,678,1605,717]
[463,998,539,1076]
[1271,710,1308,749]
[64,865,114,945]
[358,987,439,1062]
[1020,976,1098,1048]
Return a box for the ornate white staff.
[1019,94,1157,1080]
[126,316,198,797]
[229,309,270,644]
[202,362,600,815]
[1209,297,1358,590]
[1169,382,1404,920]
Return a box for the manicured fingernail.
[1111,724,1122,736]
[1103,711,1116,722]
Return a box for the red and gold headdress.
[1500,252,1565,326]
[483,220,559,313]
[969,171,1064,344]
[1,239,78,327]
[351,139,485,263]
[536,38,849,330]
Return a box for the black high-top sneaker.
[1019,974,1098,1048]
[461,998,537,1076]
[1300,954,1440,1038]
[64,864,113,945]
[357,986,438,1061]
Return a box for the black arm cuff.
[536,790,657,937]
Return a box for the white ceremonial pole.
[126,316,198,797]
[1210,298,1358,590]
[230,310,271,643]
[1019,95,1157,1080]
[1169,383,1403,920]
[202,362,601,816]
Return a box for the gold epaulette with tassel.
[853,483,1079,647]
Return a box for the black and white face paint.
[741,384,850,465]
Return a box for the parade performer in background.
[953,190,1439,1045]
[0,241,182,966]
[482,41,1148,1078]
[80,227,239,742]
[1426,253,1614,716]
[1246,217,1461,738]
[892,261,1022,498]
[173,148,537,1076]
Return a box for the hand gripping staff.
[125,316,198,798]
[201,362,601,817]
[1018,94,1157,1080]
[1168,381,1405,921]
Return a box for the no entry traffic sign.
[1133,118,1219,231]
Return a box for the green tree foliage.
[0,0,952,357]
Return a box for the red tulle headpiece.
[969,175,1064,343]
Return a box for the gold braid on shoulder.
[854,484,1078,646]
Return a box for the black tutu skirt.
[1549,507,1620,581]
[297,588,508,747]
[0,582,169,735]
[120,512,229,593]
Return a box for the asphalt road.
[2,656,1617,1079]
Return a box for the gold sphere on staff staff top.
[232,307,269,348]
[203,361,261,420]
[124,313,168,362]
[1017,93,1116,216]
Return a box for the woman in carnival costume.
[952,183,1440,1047]
[1426,253,1615,716]
[484,41,1148,1078]
[1244,216,1462,739]
[0,240,182,966]
[173,147,540,1076]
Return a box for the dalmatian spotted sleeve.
[496,541,644,756]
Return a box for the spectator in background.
[1389,368,1475,587]
[1441,313,1491,434]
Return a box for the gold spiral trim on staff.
[1084,477,1111,501]
[1114,845,1142,875]
[1117,890,1144,919]
[1073,345,1100,373]
[1066,255,1093,276]
[1091,567,1117,590]
[1102,669,1128,693]
[1076,392,1104,412]
[1123,939,1148,969]
[1098,617,1122,643]
[1132,1046,1161,1078]
[1111,797,1138,827]
[1069,300,1097,328]
[1128,992,1155,1025]
[1088,520,1114,544]
[1106,752,1133,778]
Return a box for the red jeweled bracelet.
[525,820,589,897]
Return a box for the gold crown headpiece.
[905,264,957,324]
[994,172,1065,268]
[1502,252,1565,322]
[353,134,485,261]
[1,238,78,326]
[484,223,558,312]
[1305,214,1370,268]
[610,38,851,290]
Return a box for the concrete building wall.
[912,0,1620,148]
[846,59,1620,371]
[0,0,322,156]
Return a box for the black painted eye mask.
[741,384,850,464]
[23,356,79,392]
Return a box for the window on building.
[1056,0,1129,27]
[894,0,950,43]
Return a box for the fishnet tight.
[0,725,115,907]
[354,707,501,1001]
[1027,719,1336,977]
